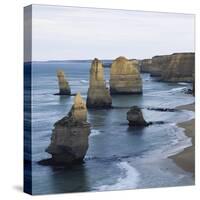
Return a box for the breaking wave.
[96,161,140,191]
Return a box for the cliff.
[56,70,71,95]
[139,53,195,82]
[46,93,91,164]
[140,59,152,73]
[110,56,142,94]
[161,53,195,82]
[150,55,171,77]
[87,58,112,108]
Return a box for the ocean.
[28,61,194,194]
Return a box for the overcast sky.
[31,5,195,61]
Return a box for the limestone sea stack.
[161,53,195,82]
[110,56,142,94]
[127,106,148,126]
[56,70,71,95]
[86,58,112,108]
[46,93,90,164]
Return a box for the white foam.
[90,129,101,137]
[170,87,187,92]
[96,161,140,191]
[178,82,189,86]
[80,80,88,84]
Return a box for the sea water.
[29,61,194,194]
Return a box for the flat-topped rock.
[56,70,71,95]
[86,58,112,108]
[110,56,142,94]
[46,93,90,164]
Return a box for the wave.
[96,161,140,191]
[178,82,189,86]
[80,80,88,84]
[170,87,187,92]
[90,129,101,137]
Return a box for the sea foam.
[90,129,101,137]
[96,161,140,191]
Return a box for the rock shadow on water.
[126,126,147,135]
[37,160,90,194]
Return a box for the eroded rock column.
[110,56,142,94]
[86,58,112,108]
[46,93,90,164]
[56,70,71,95]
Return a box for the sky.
[31,5,195,61]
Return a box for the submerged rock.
[46,93,90,164]
[110,56,142,94]
[86,58,112,108]
[127,106,148,126]
[56,70,71,95]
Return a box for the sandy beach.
[171,103,195,176]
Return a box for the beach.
[171,103,195,175]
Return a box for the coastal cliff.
[140,59,152,73]
[140,53,194,82]
[150,55,171,77]
[161,53,195,82]
[46,93,90,164]
[110,56,142,94]
[56,70,71,95]
[87,58,112,108]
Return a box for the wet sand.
[171,103,195,175]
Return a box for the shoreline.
[170,103,195,176]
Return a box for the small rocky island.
[110,56,142,94]
[86,58,112,108]
[127,106,148,126]
[56,70,71,95]
[46,93,91,164]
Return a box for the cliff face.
[46,93,90,164]
[161,53,195,82]
[130,59,140,72]
[139,53,194,82]
[86,58,112,108]
[110,56,142,94]
[140,59,152,73]
[57,70,71,95]
[150,55,171,77]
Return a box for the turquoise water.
[30,61,194,194]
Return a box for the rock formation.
[150,55,171,77]
[192,73,195,96]
[161,53,195,82]
[130,59,140,72]
[110,56,142,94]
[46,93,91,164]
[86,58,112,108]
[56,70,71,95]
[139,53,195,82]
[127,106,148,126]
[140,59,152,73]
